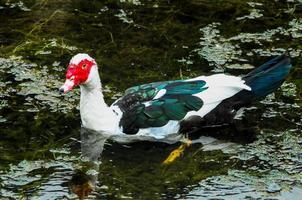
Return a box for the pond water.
[0,0,302,199]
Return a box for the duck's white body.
[79,65,250,143]
[60,53,291,143]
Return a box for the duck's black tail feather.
[180,55,293,133]
[201,55,292,126]
[243,54,292,101]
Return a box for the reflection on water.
[73,129,239,199]
[0,127,239,199]
[69,129,107,199]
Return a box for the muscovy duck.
[60,54,292,162]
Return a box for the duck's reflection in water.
[69,128,108,200]
[66,126,251,199]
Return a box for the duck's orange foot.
[163,139,192,164]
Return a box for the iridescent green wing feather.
[117,80,208,134]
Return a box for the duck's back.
[110,74,250,137]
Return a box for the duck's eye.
[82,64,87,69]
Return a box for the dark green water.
[0,0,302,199]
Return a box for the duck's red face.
[60,54,96,93]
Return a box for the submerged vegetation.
[0,0,302,199]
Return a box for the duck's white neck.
[79,66,118,133]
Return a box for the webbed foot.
[163,139,192,164]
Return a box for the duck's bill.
[59,79,75,93]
